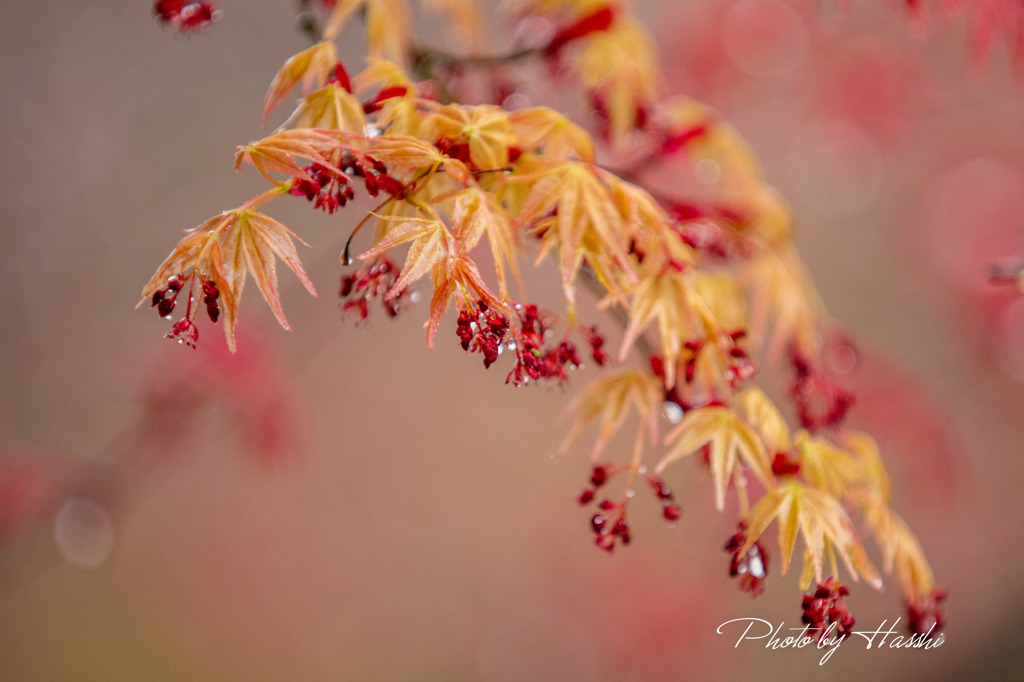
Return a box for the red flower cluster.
[505,304,582,385]
[151,272,219,349]
[290,155,405,214]
[801,577,856,642]
[339,257,404,320]
[579,325,610,366]
[724,521,769,596]
[456,301,510,368]
[153,1,216,33]
[906,588,946,638]
[578,464,681,553]
[790,353,854,431]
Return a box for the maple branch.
[409,44,542,69]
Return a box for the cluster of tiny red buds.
[906,589,946,638]
[290,156,404,214]
[505,304,582,386]
[151,274,184,319]
[201,280,220,322]
[578,464,681,553]
[790,353,854,431]
[151,272,219,349]
[153,1,216,32]
[579,325,610,366]
[289,163,354,213]
[724,521,769,597]
[645,473,683,522]
[339,257,404,320]
[801,577,855,642]
[456,300,511,368]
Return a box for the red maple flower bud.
[801,577,855,642]
[906,588,946,638]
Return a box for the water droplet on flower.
[625,488,635,498]
[409,291,421,303]
[662,402,684,424]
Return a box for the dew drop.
[662,401,684,424]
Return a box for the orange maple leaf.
[262,41,339,126]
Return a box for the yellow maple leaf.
[616,270,707,386]
[740,481,882,590]
[743,245,828,360]
[868,505,935,608]
[508,107,595,163]
[261,41,338,126]
[512,162,635,306]
[560,369,663,459]
[657,405,774,511]
[571,18,658,144]
[421,0,489,50]
[732,387,791,455]
[424,104,516,172]
[293,84,367,133]
[794,431,865,501]
[323,0,409,65]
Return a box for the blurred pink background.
[2,1,1024,680]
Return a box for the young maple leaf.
[292,83,367,133]
[837,430,892,508]
[616,270,707,387]
[793,432,863,501]
[140,209,316,350]
[218,211,318,330]
[323,0,410,64]
[732,387,792,456]
[262,41,339,125]
[360,135,470,184]
[421,0,489,50]
[658,96,762,179]
[450,186,521,299]
[425,105,516,172]
[656,405,774,512]
[234,129,342,184]
[560,369,663,459]
[739,481,882,590]
[868,504,936,609]
[507,107,596,163]
[359,210,503,347]
[742,245,828,361]
[512,162,636,306]
[571,18,659,144]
